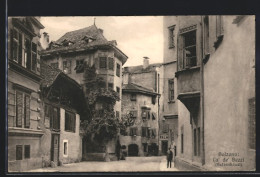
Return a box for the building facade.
[39,62,86,167]
[7,17,45,172]
[40,24,128,157]
[164,16,255,171]
[120,58,162,156]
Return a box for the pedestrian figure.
[167,147,173,168]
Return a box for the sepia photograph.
[6,15,255,172]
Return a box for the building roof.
[40,62,81,88]
[41,24,128,65]
[122,83,158,96]
[123,63,163,74]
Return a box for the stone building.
[40,24,128,158]
[164,16,255,171]
[120,58,162,156]
[7,17,45,171]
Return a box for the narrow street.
[27,156,179,172]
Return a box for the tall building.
[120,58,161,156]
[164,16,255,171]
[7,17,45,171]
[40,24,128,159]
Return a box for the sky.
[40,16,163,67]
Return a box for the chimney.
[143,57,149,69]
[98,28,103,34]
[123,67,131,84]
[40,32,50,50]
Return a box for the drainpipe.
[200,16,205,165]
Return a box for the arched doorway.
[128,144,139,156]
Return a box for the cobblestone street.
[27,156,179,172]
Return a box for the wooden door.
[51,134,59,165]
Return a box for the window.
[183,30,197,68]
[108,57,114,70]
[162,123,169,133]
[11,29,23,65]
[204,16,210,55]
[194,129,197,156]
[108,83,114,90]
[152,96,156,105]
[152,112,156,120]
[75,60,84,73]
[142,110,147,120]
[116,63,120,77]
[168,79,174,101]
[214,16,224,49]
[129,110,137,118]
[10,28,38,72]
[130,94,136,101]
[51,62,58,69]
[151,129,156,138]
[16,145,23,160]
[178,27,197,70]
[248,97,255,149]
[16,91,30,128]
[116,111,120,119]
[143,143,147,152]
[44,104,60,130]
[63,140,68,156]
[24,38,32,70]
[130,127,137,136]
[168,25,175,48]
[216,15,224,38]
[65,111,76,132]
[63,60,71,74]
[142,127,148,137]
[116,87,120,98]
[99,57,107,69]
[147,111,150,120]
[31,42,37,72]
[24,145,30,159]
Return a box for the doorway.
[128,144,139,156]
[161,141,168,155]
[51,134,59,165]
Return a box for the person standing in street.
[167,147,173,168]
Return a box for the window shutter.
[24,95,30,128]
[10,29,13,59]
[16,92,23,127]
[16,145,23,160]
[177,34,183,70]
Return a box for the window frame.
[168,79,174,102]
[16,145,23,160]
[116,63,120,77]
[108,57,114,70]
[99,57,107,69]
[65,110,76,132]
[24,145,30,159]
[16,90,30,128]
[168,25,176,48]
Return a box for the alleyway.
[27,156,179,172]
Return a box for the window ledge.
[8,127,44,137]
[168,100,175,104]
[175,66,200,77]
